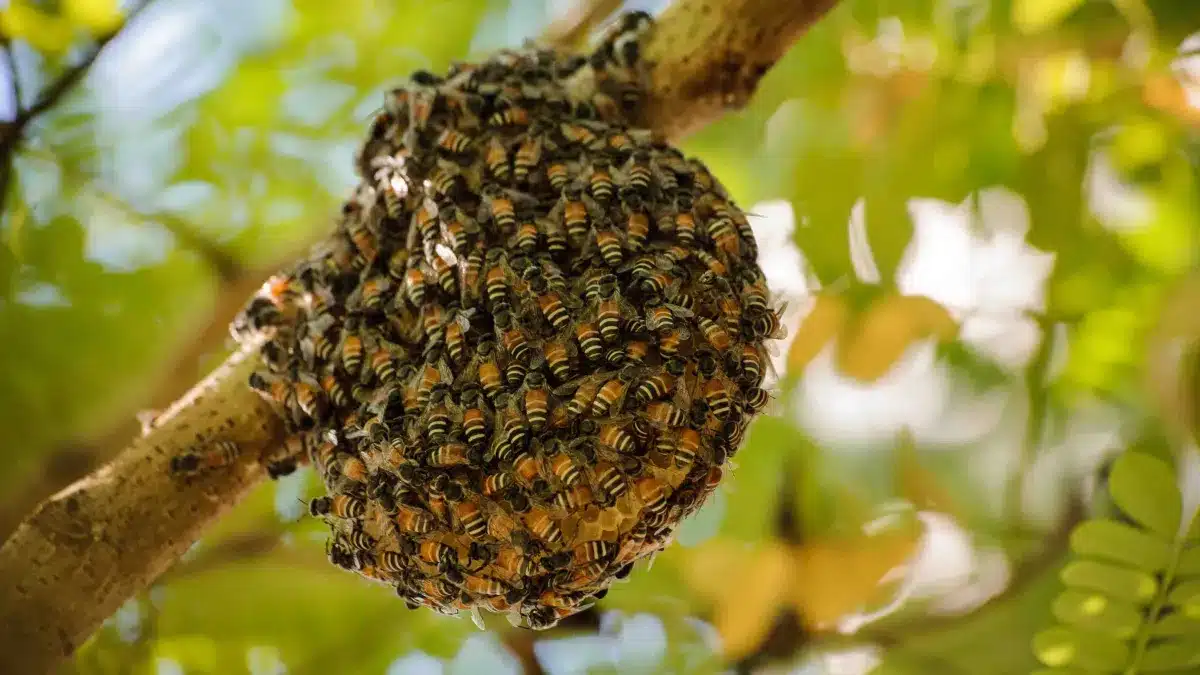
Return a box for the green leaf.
[1177,546,1200,576]
[1166,579,1200,614]
[1032,626,1130,671]
[1139,640,1200,671]
[1107,452,1182,539]
[1012,0,1086,34]
[1051,589,1141,639]
[1069,519,1175,572]
[1149,611,1200,637]
[1060,560,1158,604]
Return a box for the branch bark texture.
[0,343,286,674]
[0,0,844,672]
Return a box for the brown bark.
[0,0,845,671]
[0,342,286,674]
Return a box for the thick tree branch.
[640,0,842,139]
[0,0,844,672]
[0,341,286,675]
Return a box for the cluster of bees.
[193,12,783,629]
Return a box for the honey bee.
[377,550,408,574]
[552,484,594,512]
[593,462,628,502]
[169,440,240,475]
[514,221,538,253]
[423,392,453,441]
[367,345,397,384]
[306,329,337,365]
[592,368,637,416]
[697,316,733,352]
[445,313,471,364]
[574,322,603,361]
[549,446,584,486]
[340,455,369,484]
[293,379,327,422]
[546,161,569,190]
[524,507,564,545]
[625,150,652,192]
[561,187,590,240]
[706,216,740,255]
[484,137,510,179]
[607,131,634,154]
[491,547,537,579]
[745,386,771,412]
[595,229,623,267]
[455,501,488,538]
[598,422,638,454]
[542,339,574,382]
[701,377,733,420]
[413,198,439,240]
[422,303,447,344]
[474,343,504,400]
[513,134,542,182]
[508,449,543,486]
[462,573,507,596]
[624,208,650,252]
[460,387,491,447]
[695,248,728,276]
[310,493,365,519]
[415,361,451,408]
[396,506,438,534]
[522,372,550,431]
[563,376,601,418]
[634,358,685,404]
[495,311,533,362]
[488,106,530,127]
[494,406,530,462]
[428,161,465,201]
[659,427,702,472]
[346,219,379,264]
[673,211,696,246]
[588,159,614,202]
[484,257,511,309]
[439,206,471,255]
[482,471,513,496]
[483,186,517,230]
[645,401,688,427]
[459,244,486,308]
[404,263,430,307]
[416,538,459,571]
[436,128,472,154]
[344,528,376,551]
[574,540,616,567]
[560,122,602,150]
[635,477,669,516]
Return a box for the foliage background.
[3,0,1200,673]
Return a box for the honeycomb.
[224,12,782,629]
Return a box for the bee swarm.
[229,12,781,629]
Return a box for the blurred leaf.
[786,292,849,373]
[1060,560,1158,604]
[1106,451,1181,539]
[1,1,74,54]
[1069,519,1174,572]
[893,430,962,519]
[836,292,958,382]
[1051,590,1140,639]
[1032,626,1130,671]
[62,0,124,36]
[1012,0,1085,34]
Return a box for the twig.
[0,1,847,671]
[0,341,286,675]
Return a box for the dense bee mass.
[219,12,782,629]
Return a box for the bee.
[310,494,365,519]
[455,501,488,538]
[293,379,327,422]
[672,210,696,246]
[522,372,550,431]
[524,507,564,545]
[422,303,447,345]
[646,304,689,333]
[549,447,584,486]
[697,316,733,352]
[484,187,517,230]
[367,346,397,384]
[358,275,391,312]
[607,131,634,154]
[593,462,629,502]
[494,406,530,462]
[413,198,439,241]
[701,377,733,420]
[346,220,379,264]
[560,122,602,150]
[624,340,650,364]
[343,527,376,551]
[484,260,511,310]
[377,550,408,574]
[587,159,614,202]
[544,221,568,259]
[445,313,470,363]
[645,401,688,427]
[656,329,686,358]
[543,339,574,382]
[460,388,491,447]
[169,440,240,475]
[484,137,511,179]
[311,438,340,476]
[475,343,504,400]
[695,248,728,276]
[634,358,685,404]
[574,540,616,567]
[537,290,572,331]
[748,307,786,340]
[563,376,601,418]
[592,368,637,416]
[440,206,471,255]
[396,506,438,534]
[482,471,513,496]
[745,386,771,412]
[598,422,638,455]
[415,362,450,408]
[552,484,594,512]
[404,264,430,307]
[514,221,539,253]
[561,188,590,240]
[546,161,570,191]
[459,244,486,308]
[574,322,604,361]
[707,216,740,255]
[427,254,455,299]
[328,539,362,571]
[463,573,507,596]
[423,392,453,441]
[595,229,623,267]
[417,539,458,571]
[513,134,542,182]
[508,449,543,486]
[625,209,650,252]
[340,455,369,484]
[638,269,674,299]
[307,329,337,364]
[658,427,702,473]
[596,298,622,343]
[635,477,669,516]
[436,128,472,155]
[495,312,533,362]
[428,161,464,201]
[488,106,530,126]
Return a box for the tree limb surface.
[0,0,844,672]
[640,0,842,139]
[0,343,286,675]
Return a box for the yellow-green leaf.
[1012,0,1085,34]
[1051,590,1140,639]
[1060,560,1158,604]
[61,0,123,36]
[1032,626,1130,671]
[1069,519,1174,572]
[1107,452,1182,539]
[1139,640,1200,671]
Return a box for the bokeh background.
[3,0,1200,673]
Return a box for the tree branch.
[0,341,287,675]
[639,0,842,139]
[0,0,845,671]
